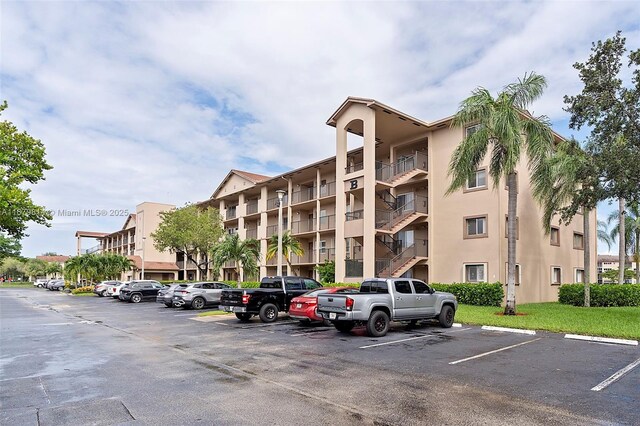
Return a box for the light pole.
[141,236,146,280]
[276,189,286,276]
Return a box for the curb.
[564,334,638,346]
[481,325,536,335]
[452,323,462,328]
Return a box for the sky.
[1,0,639,258]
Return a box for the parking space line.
[449,338,542,365]
[360,327,471,349]
[591,357,640,392]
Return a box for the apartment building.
[597,255,636,284]
[35,255,69,279]
[200,97,596,303]
[75,202,179,281]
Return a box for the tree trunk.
[619,198,626,284]
[236,265,242,288]
[504,172,518,315]
[183,248,187,282]
[635,230,639,284]
[584,207,590,307]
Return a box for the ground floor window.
[464,263,486,282]
[575,268,585,283]
[551,267,562,285]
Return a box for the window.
[505,216,520,239]
[304,279,321,289]
[550,227,560,246]
[465,124,481,138]
[551,267,562,285]
[394,281,413,294]
[464,215,488,239]
[319,240,327,253]
[412,280,430,294]
[465,168,487,191]
[202,283,214,289]
[573,232,584,250]
[575,269,585,283]
[285,278,302,290]
[360,280,388,294]
[504,263,521,286]
[465,264,486,282]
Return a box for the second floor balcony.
[245,227,258,240]
[246,200,259,215]
[291,219,316,234]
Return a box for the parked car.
[107,282,130,299]
[289,287,359,324]
[120,280,164,303]
[49,280,66,291]
[317,278,458,337]
[156,283,189,307]
[173,282,233,309]
[34,279,48,288]
[46,280,58,290]
[94,280,121,297]
[220,276,322,323]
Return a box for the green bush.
[71,286,95,294]
[559,284,640,307]
[431,282,504,306]
[321,282,360,288]
[0,281,31,285]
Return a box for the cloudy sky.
[2,1,639,257]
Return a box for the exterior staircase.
[376,240,428,277]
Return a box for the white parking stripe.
[449,338,542,365]
[482,325,536,335]
[591,357,640,392]
[360,328,471,349]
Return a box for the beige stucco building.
[200,97,596,303]
[75,202,179,281]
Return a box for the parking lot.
[1,288,638,425]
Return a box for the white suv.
[107,282,130,298]
[34,279,48,288]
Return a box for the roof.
[326,97,430,128]
[122,214,137,230]
[127,255,179,271]
[75,231,109,238]
[36,255,70,263]
[597,255,633,263]
[210,169,272,199]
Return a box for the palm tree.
[63,256,81,287]
[266,231,304,275]
[101,253,133,280]
[211,233,260,286]
[597,220,612,251]
[607,203,640,283]
[45,261,62,278]
[448,72,554,315]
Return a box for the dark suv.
[120,280,165,303]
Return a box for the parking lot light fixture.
[276,189,286,276]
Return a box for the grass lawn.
[0,283,34,288]
[71,292,95,296]
[197,310,232,317]
[456,302,640,340]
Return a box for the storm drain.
[38,398,134,425]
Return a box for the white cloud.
[1,0,638,256]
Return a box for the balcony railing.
[376,239,428,277]
[375,195,428,229]
[266,225,278,237]
[319,181,336,198]
[267,194,289,210]
[292,187,316,204]
[345,259,363,277]
[376,152,428,182]
[345,209,364,221]
[226,209,237,220]
[291,219,316,234]
[82,244,101,254]
[319,214,336,231]
[224,260,237,268]
[346,162,364,174]
[291,253,314,264]
[319,248,335,263]
[245,228,258,240]
[246,200,259,215]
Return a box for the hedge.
[559,284,640,307]
[431,282,504,306]
[71,286,95,294]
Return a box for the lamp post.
[141,236,146,280]
[276,189,286,276]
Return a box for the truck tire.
[366,310,390,337]
[438,305,454,328]
[334,321,355,333]
[259,303,278,323]
[235,313,252,322]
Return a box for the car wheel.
[438,305,454,328]
[334,321,355,333]
[164,303,173,308]
[235,313,252,322]
[191,297,205,310]
[100,290,108,297]
[366,310,390,337]
[130,293,142,303]
[259,303,278,323]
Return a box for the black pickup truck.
[219,276,322,323]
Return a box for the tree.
[533,138,602,306]
[152,205,224,279]
[40,251,59,256]
[101,253,134,280]
[0,234,21,260]
[23,258,47,279]
[63,256,81,286]
[607,203,640,284]
[0,101,53,240]
[0,257,24,280]
[315,260,335,283]
[211,233,260,286]
[45,261,62,278]
[602,267,634,283]
[266,231,304,275]
[597,220,612,251]
[564,32,640,285]
[448,72,554,315]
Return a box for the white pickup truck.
[317,278,458,337]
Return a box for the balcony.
[246,200,259,215]
[376,195,428,232]
[291,253,314,264]
[267,194,288,210]
[345,210,364,221]
[318,181,336,198]
[223,260,237,268]
[376,239,428,277]
[319,248,335,263]
[292,187,316,205]
[376,152,428,183]
[291,219,316,235]
[266,224,278,238]
[345,259,363,277]
[246,227,258,240]
[346,163,364,174]
[319,214,336,231]
[226,208,237,220]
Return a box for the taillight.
[345,297,354,311]
[242,292,251,304]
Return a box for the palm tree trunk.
[619,198,626,284]
[583,207,590,307]
[635,231,639,284]
[183,248,187,282]
[237,264,243,288]
[504,172,518,315]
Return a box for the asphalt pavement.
[1,287,638,425]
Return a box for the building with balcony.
[597,255,636,284]
[199,97,596,303]
[75,202,179,281]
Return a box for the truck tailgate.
[317,294,348,313]
[220,289,244,306]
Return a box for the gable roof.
[211,169,271,199]
[122,214,137,230]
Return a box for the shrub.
[71,286,95,294]
[559,284,640,307]
[431,282,504,306]
[321,282,360,288]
